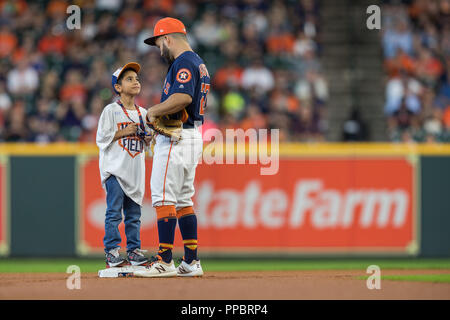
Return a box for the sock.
[177,207,198,264]
[156,205,177,263]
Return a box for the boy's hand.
[123,123,138,136]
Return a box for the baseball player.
[96,62,152,268]
[134,17,210,277]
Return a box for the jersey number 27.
[199,82,210,115]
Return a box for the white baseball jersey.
[151,128,203,209]
[96,102,149,206]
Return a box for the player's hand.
[146,114,157,125]
[123,123,138,136]
[144,135,152,146]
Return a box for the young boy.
[96,62,151,268]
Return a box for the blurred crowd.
[0,0,327,143]
[382,0,450,143]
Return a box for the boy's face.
[115,70,141,96]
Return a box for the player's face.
[118,70,141,96]
[156,36,174,64]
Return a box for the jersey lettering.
[117,122,144,158]
[164,81,170,95]
[199,83,210,115]
[199,64,209,78]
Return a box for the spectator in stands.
[6,58,39,97]
[435,66,450,108]
[222,85,246,118]
[59,70,88,104]
[384,48,416,77]
[0,81,12,114]
[388,97,418,142]
[212,60,243,93]
[294,70,329,105]
[293,32,318,58]
[240,103,267,131]
[96,0,122,11]
[3,99,28,142]
[79,95,104,142]
[193,11,222,49]
[241,58,275,94]
[38,29,67,56]
[269,86,300,114]
[0,25,17,59]
[56,100,86,141]
[27,98,59,143]
[242,9,269,37]
[290,100,324,141]
[384,71,422,115]
[414,46,443,87]
[423,108,444,140]
[383,19,414,58]
[342,108,368,142]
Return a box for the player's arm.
[146,93,192,121]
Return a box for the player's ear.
[114,83,121,94]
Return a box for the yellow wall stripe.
[1,143,450,156]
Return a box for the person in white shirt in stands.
[241,58,274,94]
[7,58,39,96]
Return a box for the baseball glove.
[147,116,183,142]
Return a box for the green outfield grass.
[381,274,450,283]
[358,273,450,284]
[0,258,450,273]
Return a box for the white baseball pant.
[150,128,203,209]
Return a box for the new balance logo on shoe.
[178,266,188,274]
[176,260,204,277]
[155,265,166,273]
[133,260,177,278]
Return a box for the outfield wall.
[0,143,449,257]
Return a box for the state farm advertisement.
[78,157,417,254]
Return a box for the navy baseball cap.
[111,62,141,94]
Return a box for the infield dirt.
[1,270,449,300]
